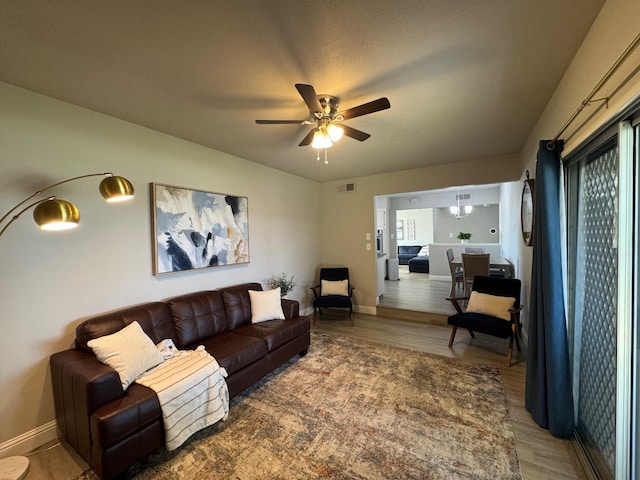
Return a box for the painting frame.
[151,183,249,275]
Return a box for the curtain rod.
[547,31,640,150]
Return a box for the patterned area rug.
[77,332,521,480]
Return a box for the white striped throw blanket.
[136,348,229,451]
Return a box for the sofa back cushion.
[167,290,229,348]
[398,245,422,255]
[75,302,174,353]
[220,282,262,330]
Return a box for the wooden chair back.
[461,253,490,293]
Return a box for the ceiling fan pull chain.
[316,150,320,162]
[324,148,329,165]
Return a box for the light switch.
[365,233,371,240]
[366,243,371,251]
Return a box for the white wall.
[396,208,433,247]
[0,82,321,452]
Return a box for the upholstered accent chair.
[310,267,354,326]
[447,275,522,366]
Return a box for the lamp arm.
[0,196,56,238]
[0,172,113,228]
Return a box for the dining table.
[450,256,515,279]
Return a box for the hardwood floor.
[377,265,459,323]
[22,277,585,479]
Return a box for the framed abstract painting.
[151,183,249,275]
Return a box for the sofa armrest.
[50,349,125,462]
[280,298,300,319]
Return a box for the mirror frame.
[521,171,535,246]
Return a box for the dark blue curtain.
[525,139,574,438]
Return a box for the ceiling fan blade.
[340,97,391,120]
[295,84,323,116]
[341,125,371,142]
[298,129,315,146]
[255,119,306,124]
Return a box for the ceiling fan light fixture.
[311,128,333,149]
[327,124,344,142]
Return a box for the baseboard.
[0,420,59,457]
[354,304,376,315]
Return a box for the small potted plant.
[457,232,472,244]
[264,272,298,297]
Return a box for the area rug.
[77,332,521,480]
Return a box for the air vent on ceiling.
[338,183,356,193]
[456,193,471,200]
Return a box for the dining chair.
[461,253,490,295]
[446,248,463,297]
[464,247,485,254]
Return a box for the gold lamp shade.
[33,198,81,231]
[99,175,135,202]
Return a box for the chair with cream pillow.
[446,275,522,366]
[310,267,354,326]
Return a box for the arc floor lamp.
[0,172,133,480]
[0,172,134,238]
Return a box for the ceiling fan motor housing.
[316,95,340,120]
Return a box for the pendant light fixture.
[450,192,473,219]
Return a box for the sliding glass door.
[565,114,638,480]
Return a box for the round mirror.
[521,171,535,246]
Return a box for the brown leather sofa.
[50,282,310,479]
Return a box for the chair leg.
[350,308,354,326]
[313,307,317,325]
[448,326,458,347]
[513,324,521,351]
[467,329,475,338]
[507,335,514,366]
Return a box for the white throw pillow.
[466,291,516,321]
[87,321,165,390]
[321,279,349,296]
[249,288,285,323]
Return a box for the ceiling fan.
[255,84,391,150]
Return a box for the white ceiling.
[0,0,604,183]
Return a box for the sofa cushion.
[87,321,165,390]
[398,245,422,255]
[234,317,311,352]
[198,331,268,375]
[249,288,285,323]
[221,282,262,329]
[167,290,229,348]
[76,302,175,353]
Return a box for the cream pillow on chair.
[466,291,516,321]
[321,279,349,296]
[249,288,286,323]
[87,321,165,390]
